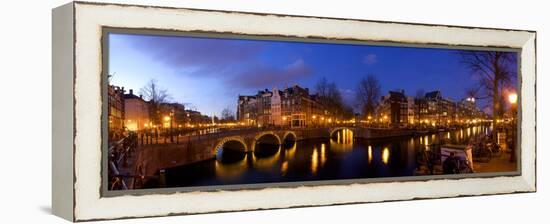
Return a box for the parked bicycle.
[472,141,492,163]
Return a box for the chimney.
[139,94,143,99]
[129,89,133,95]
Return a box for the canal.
[160,125,492,188]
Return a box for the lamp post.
[164,113,173,143]
[170,111,174,143]
[508,93,517,163]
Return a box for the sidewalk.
[474,152,517,173]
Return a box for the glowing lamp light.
[508,93,518,104]
[164,116,171,121]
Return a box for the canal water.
[161,125,491,188]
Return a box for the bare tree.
[327,82,344,109]
[315,77,329,99]
[139,79,171,125]
[356,75,381,117]
[221,107,235,122]
[464,86,482,99]
[315,77,346,118]
[460,51,516,139]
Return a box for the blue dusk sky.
[108,33,517,117]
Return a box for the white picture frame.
[52,1,536,221]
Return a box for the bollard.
[159,169,167,188]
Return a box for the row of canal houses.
[237,85,332,128]
[376,90,487,127]
[107,85,213,142]
[237,84,487,129]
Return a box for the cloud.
[362,53,378,65]
[119,34,312,90]
[229,58,312,89]
[124,34,265,76]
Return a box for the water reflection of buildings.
[252,148,282,170]
[214,153,248,180]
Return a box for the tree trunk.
[491,54,501,143]
[492,81,499,141]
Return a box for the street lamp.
[508,93,518,105]
[164,112,174,143]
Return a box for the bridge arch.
[282,131,297,143]
[330,127,355,137]
[214,136,248,153]
[252,132,281,152]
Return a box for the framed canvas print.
[52,1,536,222]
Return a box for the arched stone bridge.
[204,126,370,154]
[134,126,415,176]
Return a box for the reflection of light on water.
[460,129,464,139]
[331,129,354,151]
[285,142,297,159]
[447,132,451,139]
[368,145,373,163]
[408,138,415,150]
[424,136,429,146]
[337,129,353,144]
[320,143,326,166]
[252,147,281,170]
[310,143,327,174]
[382,147,390,164]
[215,154,248,179]
[280,161,288,175]
[467,128,471,137]
[311,146,319,174]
